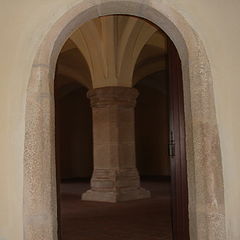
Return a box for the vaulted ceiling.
[55,15,167,91]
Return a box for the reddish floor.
[59,181,173,240]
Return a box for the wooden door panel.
[167,38,190,240]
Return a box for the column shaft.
[82,87,150,202]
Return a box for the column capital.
[87,86,139,108]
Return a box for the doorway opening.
[54,15,188,240]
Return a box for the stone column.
[82,87,150,202]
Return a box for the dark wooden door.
[167,38,190,240]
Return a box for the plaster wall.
[0,0,239,239]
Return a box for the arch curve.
[23,1,226,239]
[56,39,92,89]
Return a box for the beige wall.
[0,0,239,239]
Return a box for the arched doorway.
[54,15,187,239]
[23,1,226,240]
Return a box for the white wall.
[0,0,239,239]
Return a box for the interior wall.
[55,84,93,179]
[135,71,170,177]
[0,1,240,240]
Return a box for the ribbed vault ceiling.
[55,15,167,91]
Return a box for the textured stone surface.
[23,0,226,239]
[82,87,150,202]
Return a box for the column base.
[82,169,151,202]
[82,187,150,203]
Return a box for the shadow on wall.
[55,83,93,180]
[135,71,170,177]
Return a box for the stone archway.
[23,1,226,239]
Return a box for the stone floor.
[59,180,173,240]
